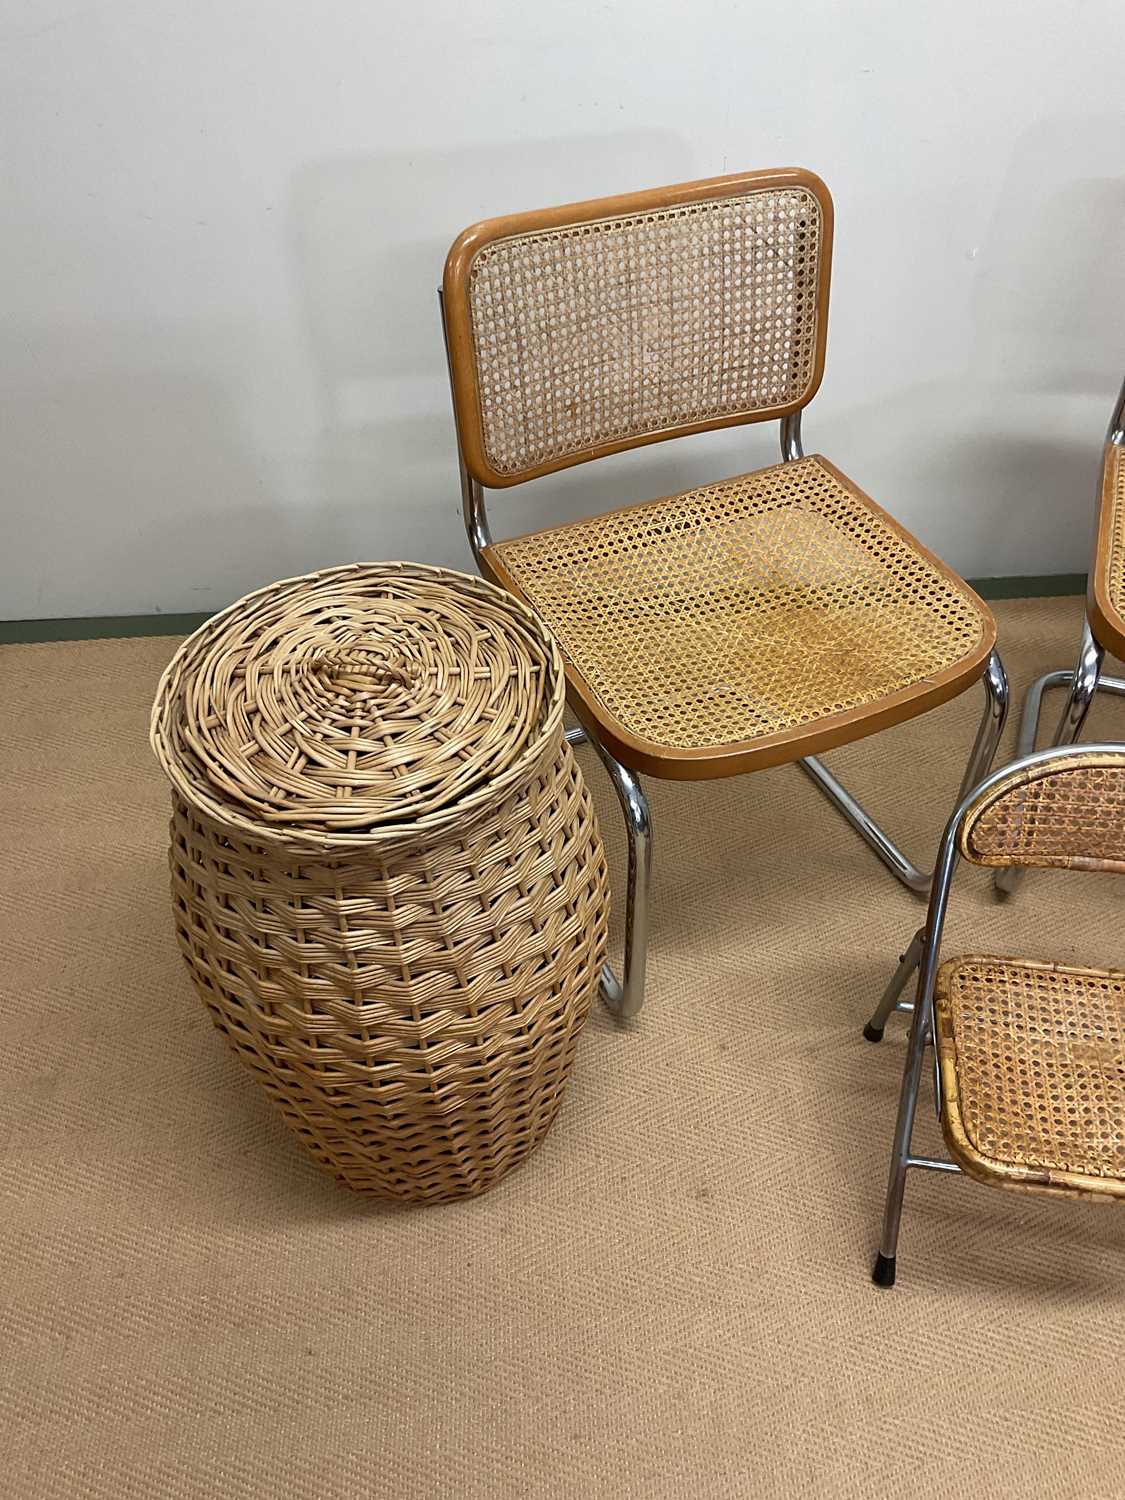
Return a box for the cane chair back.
[1089,441,1125,662]
[958,749,1125,874]
[443,169,833,488]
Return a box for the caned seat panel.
[486,455,995,779]
[935,955,1125,1199]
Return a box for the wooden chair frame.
[864,741,1125,1286]
[440,169,1009,1020]
[994,374,1125,896]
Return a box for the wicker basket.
[150,563,609,1202]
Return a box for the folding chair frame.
[865,740,1125,1288]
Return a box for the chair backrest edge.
[443,167,834,490]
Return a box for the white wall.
[2,0,1123,619]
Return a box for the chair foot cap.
[871,1252,896,1288]
[863,1022,885,1044]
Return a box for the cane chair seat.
[486,454,996,778]
[1089,443,1125,661]
[934,955,1125,1199]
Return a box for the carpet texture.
[1,596,1123,1499]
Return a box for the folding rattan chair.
[995,375,1125,897]
[440,169,1009,1020]
[866,742,1125,1287]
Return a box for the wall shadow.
[969,115,1125,398]
[1,344,279,618]
[285,132,740,565]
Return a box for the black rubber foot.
[871,1252,896,1287]
[863,1022,885,1044]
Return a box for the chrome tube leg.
[871,804,961,1289]
[1049,621,1105,747]
[955,650,1010,801]
[872,998,930,1288]
[798,649,1008,896]
[1012,670,1074,761]
[994,626,1103,896]
[780,410,804,462]
[586,738,653,1021]
[798,756,931,893]
[863,929,925,1043]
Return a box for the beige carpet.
[2,596,1123,1499]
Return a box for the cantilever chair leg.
[993,623,1125,896]
[566,650,1005,1026]
[566,724,653,1020]
[802,649,1009,896]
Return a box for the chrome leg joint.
[905,1155,961,1175]
[780,410,804,462]
[864,930,925,1042]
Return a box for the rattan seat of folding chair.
[1089,443,1125,661]
[934,955,1125,1199]
[486,454,996,779]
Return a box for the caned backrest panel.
[1102,444,1125,596]
[1091,442,1125,641]
[960,753,1125,873]
[443,170,833,488]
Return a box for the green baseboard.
[0,612,212,644]
[0,575,1088,645]
[969,574,1086,600]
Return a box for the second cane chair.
[995,375,1125,896]
[865,742,1125,1287]
[440,168,1009,1019]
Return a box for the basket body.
[153,563,608,1201]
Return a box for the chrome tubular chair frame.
[865,740,1125,1288]
[994,376,1125,897]
[782,416,1009,897]
[444,282,1007,1020]
[438,172,1008,1023]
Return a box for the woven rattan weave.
[151,564,609,1201]
[488,455,992,772]
[961,753,1125,873]
[935,956,1125,1198]
[464,184,824,481]
[1092,442,1125,658]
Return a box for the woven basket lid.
[151,563,566,849]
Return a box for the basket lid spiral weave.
[151,563,566,849]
